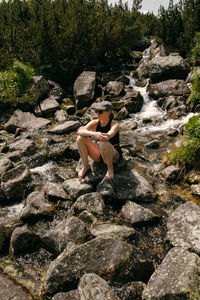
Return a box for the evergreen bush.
[168,114,200,168]
[0,60,36,107]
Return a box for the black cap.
[96,101,113,111]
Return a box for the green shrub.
[168,114,200,168]
[168,137,200,168]
[189,73,200,105]
[0,60,35,107]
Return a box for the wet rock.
[0,221,19,253]
[90,223,135,239]
[97,179,116,198]
[1,163,31,202]
[9,226,40,256]
[44,182,69,201]
[148,79,190,100]
[0,155,14,176]
[49,84,64,101]
[115,107,129,120]
[167,201,200,254]
[137,54,190,82]
[121,201,159,225]
[73,71,96,109]
[4,109,51,133]
[142,247,200,300]
[42,216,90,255]
[191,184,200,198]
[43,236,133,295]
[63,178,93,200]
[79,211,97,224]
[8,138,37,156]
[104,81,124,97]
[32,75,50,100]
[20,191,54,221]
[78,273,120,300]
[52,290,80,300]
[54,110,67,122]
[114,169,155,202]
[0,187,6,203]
[161,165,181,182]
[144,139,160,149]
[48,120,80,134]
[115,281,146,300]
[72,192,105,216]
[124,90,144,113]
[34,97,60,117]
[167,128,179,137]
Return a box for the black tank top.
[96,118,120,147]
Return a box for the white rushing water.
[126,74,195,135]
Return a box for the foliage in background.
[189,73,200,105]
[0,0,142,87]
[168,115,200,168]
[189,32,200,63]
[0,60,35,107]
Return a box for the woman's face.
[96,109,111,119]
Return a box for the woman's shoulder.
[87,118,99,129]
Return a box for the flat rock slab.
[0,273,33,300]
[43,236,133,295]
[42,216,90,255]
[1,163,31,202]
[72,192,105,216]
[63,178,94,200]
[4,109,51,133]
[44,182,69,201]
[167,201,200,254]
[78,273,120,300]
[114,169,155,202]
[121,201,159,225]
[48,120,80,134]
[90,223,135,239]
[142,247,200,299]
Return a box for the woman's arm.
[77,119,98,138]
[106,120,119,140]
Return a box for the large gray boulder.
[20,191,54,221]
[8,138,37,156]
[73,71,96,109]
[167,201,200,254]
[0,155,14,176]
[34,97,60,117]
[43,236,133,295]
[114,169,156,202]
[63,178,94,200]
[104,81,124,97]
[78,273,120,300]
[42,216,90,255]
[32,75,50,100]
[121,201,159,225]
[48,120,80,134]
[44,182,69,202]
[4,109,51,133]
[1,163,31,202]
[142,247,200,299]
[148,79,191,99]
[52,273,120,300]
[72,192,105,216]
[137,54,190,83]
[9,226,40,256]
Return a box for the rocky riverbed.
[1,38,200,299]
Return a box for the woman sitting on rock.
[77,101,121,181]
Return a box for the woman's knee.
[76,135,88,144]
[98,140,109,150]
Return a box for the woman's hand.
[94,131,109,141]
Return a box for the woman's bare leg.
[98,141,117,180]
[77,136,101,180]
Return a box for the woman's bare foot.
[78,165,91,181]
[104,167,114,180]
